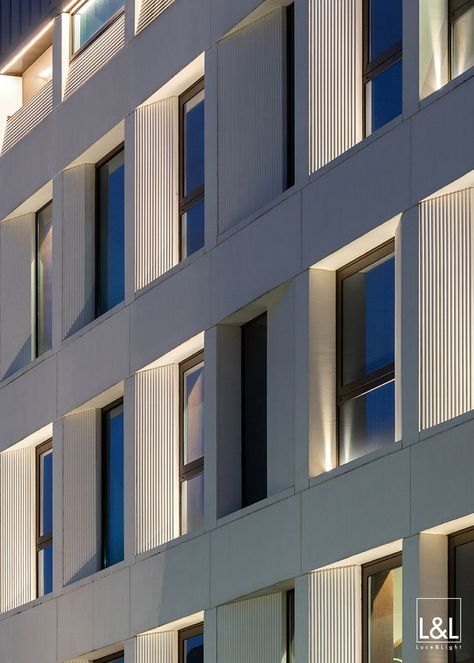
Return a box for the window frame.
[70,0,125,60]
[36,438,53,597]
[95,652,125,663]
[448,0,474,80]
[100,397,124,570]
[35,199,53,359]
[362,0,403,135]
[178,623,204,663]
[448,525,474,662]
[362,552,403,663]
[179,77,205,261]
[336,239,395,463]
[179,351,205,534]
[95,143,125,319]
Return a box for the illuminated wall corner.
[0,75,22,149]
[62,409,101,585]
[0,446,35,613]
[309,566,361,663]
[135,365,179,555]
[419,188,474,431]
[135,630,178,663]
[309,0,363,174]
[419,0,448,100]
[136,0,175,34]
[217,593,286,663]
[134,97,179,291]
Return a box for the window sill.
[61,300,126,348]
[0,347,54,390]
[216,486,296,528]
[135,525,207,563]
[133,246,206,299]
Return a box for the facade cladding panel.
[1,0,474,662]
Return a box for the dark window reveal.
[36,439,53,597]
[449,527,474,662]
[241,313,267,508]
[36,201,53,357]
[101,399,124,569]
[179,624,204,663]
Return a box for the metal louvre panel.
[64,13,125,99]
[134,98,179,291]
[137,0,174,33]
[0,447,35,613]
[1,79,53,154]
[135,631,177,663]
[217,593,285,662]
[309,0,362,172]
[309,566,361,663]
[62,410,100,585]
[0,213,34,380]
[217,8,286,234]
[419,188,474,430]
[135,365,179,554]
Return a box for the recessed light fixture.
[0,20,54,75]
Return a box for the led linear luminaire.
[0,20,54,75]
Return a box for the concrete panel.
[92,567,131,650]
[302,449,411,570]
[210,193,302,323]
[0,599,57,663]
[210,495,301,605]
[57,307,130,415]
[57,582,94,662]
[210,0,260,42]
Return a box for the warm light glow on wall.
[0,21,54,75]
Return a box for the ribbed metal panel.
[64,13,125,99]
[217,593,285,663]
[137,0,174,33]
[217,9,285,234]
[309,0,361,173]
[135,365,179,554]
[62,164,95,339]
[309,566,361,663]
[419,189,474,430]
[1,79,53,154]
[0,447,35,613]
[135,631,177,663]
[135,98,179,291]
[63,410,100,585]
[0,214,33,380]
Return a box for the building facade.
[0,0,472,661]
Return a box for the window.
[286,589,295,663]
[241,313,267,508]
[179,624,204,663]
[362,554,403,663]
[36,201,53,358]
[449,527,474,661]
[450,0,474,79]
[36,439,53,597]
[180,352,204,535]
[364,0,402,134]
[337,241,395,465]
[286,3,295,189]
[179,79,205,260]
[96,146,125,317]
[101,399,124,569]
[72,0,125,54]
[95,653,124,663]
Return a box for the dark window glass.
[97,148,125,316]
[337,243,395,465]
[36,440,53,597]
[180,353,204,535]
[369,0,402,60]
[287,590,295,663]
[366,59,403,135]
[179,625,204,663]
[72,0,124,53]
[363,556,403,663]
[36,202,53,357]
[241,314,267,508]
[286,3,295,188]
[102,401,124,568]
[180,81,205,260]
[95,653,124,663]
[450,530,474,661]
[451,3,474,78]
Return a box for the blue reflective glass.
[339,380,395,464]
[182,199,205,258]
[98,149,124,315]
[184,633,204,663]
[342,254,395,385]
[184,91,205,196]
[73,0,124,52]
[40,449,53,536]
[103,403,124,568]
[38,544,53,596]
[366,59,402,134]
[369,0,402,61]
